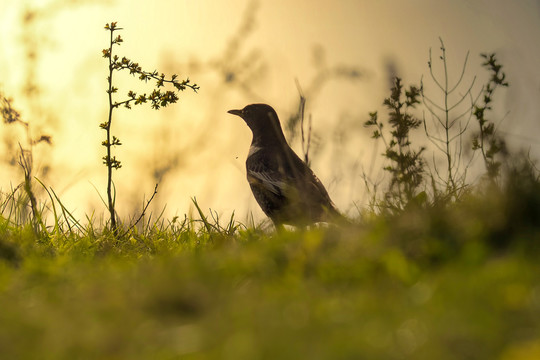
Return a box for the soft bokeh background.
[1,0,539,224]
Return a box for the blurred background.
[1,0,539,225]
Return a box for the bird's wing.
[247,145,336,206]
[247,168,287,196]
[281,150,329,196]
[281,148,339,211]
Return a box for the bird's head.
[228,104,286,144]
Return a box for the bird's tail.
[325,206,353,226]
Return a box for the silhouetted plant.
[1,91,51,233]
[472,53,509,182]
[422,38,477,200]
[12,0,101,181]
[285,45,363,144]
[365,78,425,211]
[2,1,105,233]
[1,95,21,125]
[102,22,199,235]
[293,81,312,166]
[209,0,264,98]
[366,40,512,213]
[1,93,52,167]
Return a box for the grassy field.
[1,184,539,360]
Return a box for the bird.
[227,103,347,228]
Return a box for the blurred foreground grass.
[1,182,539,360]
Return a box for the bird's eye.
[244,109,251,117]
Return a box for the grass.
[1,183,539,359]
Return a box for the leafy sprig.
[102,22,199,235]
[472,53,509,181]
[365,77,425,211]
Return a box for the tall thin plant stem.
[105,25,117,233]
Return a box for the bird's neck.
[250,116,288,147]
[251,127,289,149]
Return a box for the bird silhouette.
[228,103,347,228]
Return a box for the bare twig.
[295,79,313,166]
[120,184,159,237]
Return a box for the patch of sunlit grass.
[1,175,540,359]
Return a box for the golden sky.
[1,0,539,224]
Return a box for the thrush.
[228,103,347,227]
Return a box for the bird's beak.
[227,109,243,117]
